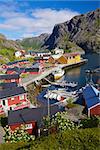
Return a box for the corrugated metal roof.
[0,74,20,80]
[0,86,26,99]
[83,84,100,108]
[8,105,61,125]
[7,60,28,65]
[7,67,25,74]
[0,82,17,89]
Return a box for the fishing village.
[0,47,100,145]
[0,1,99,149]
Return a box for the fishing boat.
[44,88,78,101]
[52,67,65,80]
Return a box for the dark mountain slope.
[43,9,100,53]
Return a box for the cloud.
[0,6,80,39]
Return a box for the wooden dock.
[22,59,87,88]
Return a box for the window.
[20,95,24,100]
[11,97,14,100]
[10,107,12,110]
[11,79,15,82]
[25,123,33,129]
[3,100,5,106]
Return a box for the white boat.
[44,88,78,101]
[52,67,65,80]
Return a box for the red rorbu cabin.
[82,84,100,117]
[8,105,60,136]
[0,74,21,84]
[0,86,30,115]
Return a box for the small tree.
[4,125,35,143]
[43,112,81,132]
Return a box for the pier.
[22,59,87,88]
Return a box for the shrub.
[43,112,81,131]
[0,128,99,150]
[3,125,35,143]
[80,116,100,128]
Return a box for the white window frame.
[25,123,33,129]
[20,95,24,100]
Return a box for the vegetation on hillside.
[21,40,42,50]
[0,48,15,61]
[0,128,99,150]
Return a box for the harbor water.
[64,53,100,88]
[37,53,99,105]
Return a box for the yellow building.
[65,53,81,64]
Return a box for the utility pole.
[47,90,50,119]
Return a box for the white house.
[54,48,64,55]
[15,51,22,58]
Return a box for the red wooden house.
[0,74,21,84]
[82,84,100,117]
[6,62,44,75]
[0,86,30,115]
[8,105,60,135]
[6,67,25,75]
[6,60,29,68]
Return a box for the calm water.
[38,53,99,105]
[64,53,100,88]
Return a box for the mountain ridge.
[43,8,100,53]
[0,9,99,53]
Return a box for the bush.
[0,128,99,150]
[81,116,100,128]
[43,112,81,131]
[3,125,35,143]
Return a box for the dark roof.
[0,86,26,99]
[7,60,29,66]
[7,67,25,74]
[83,84,100,108]
[0,82,17,89]
[32,62,40,68]
[8,105,61,125]
[25,68,39,72]
[0,74,20,80]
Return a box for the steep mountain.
[43,9,100,53]
[19,33,50,50]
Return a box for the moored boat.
[44,88,78,102]
[52,67,65,80]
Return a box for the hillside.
[0,34,22,51]
[19,33,50,50]
[0,34,23,64]
[43,9,100,53]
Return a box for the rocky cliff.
[43,9,100,53]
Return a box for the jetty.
[22,59,87,88]
[43,78,78,87]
